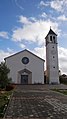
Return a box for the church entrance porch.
[18,69,32,84]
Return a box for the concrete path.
[4,85,67,119]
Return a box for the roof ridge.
[45,28,57,39]
[4,49,45,62]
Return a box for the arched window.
[50,36,52,41]
[53,36,56,43]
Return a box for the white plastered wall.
[5,50,44,84]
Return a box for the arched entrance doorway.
[18,69,32,84]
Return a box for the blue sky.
[0,0,67,74]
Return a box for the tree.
[62,74,67,77]
[0,62,11,89]
[59,74,67,84]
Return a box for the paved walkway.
[4,85,67,119]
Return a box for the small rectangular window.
[53,56,55,58]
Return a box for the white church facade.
[4,49,44,84]
[4,28,60,84]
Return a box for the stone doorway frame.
[17,69,32,84]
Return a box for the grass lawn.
[52,89,67,95]
[0,90,13,118]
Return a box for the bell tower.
[45,28,60,84]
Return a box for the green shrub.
[59,76,67,84]
[0,105,5,117]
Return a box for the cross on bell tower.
[45,28,60,84]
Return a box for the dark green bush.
[59,76,67,84]
[0,105,5,117]
[0,62,12,89]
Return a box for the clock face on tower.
[22,57,29,64]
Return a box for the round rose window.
[22,57,29,64]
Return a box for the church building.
[4,49,45,84]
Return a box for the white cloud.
[0,50,12,63]
[29,17,37,22]
[58,47,67,74]
[38,1,49,8]
[41,12,47,18]
[58,15,67,21]
[12,15,60,45]
[7,48,15,53]
[38,0,64,12]
[38,0,67,14]
[50,0,63,12]
[33,46,45,60]
[0,48,16,63]
[18,16,31,24]
[19,43,26,49]
[0,31,9,39]
[50,0,67,14]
